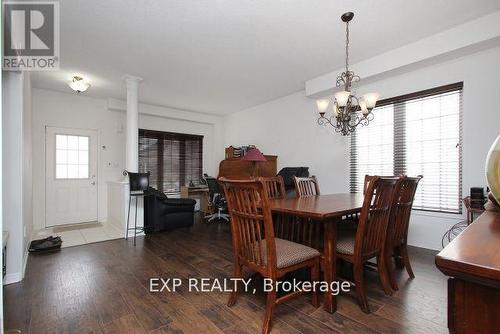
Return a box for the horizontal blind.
[139,129,203,194]
[399,90,462,213]
[350,104,394,193]
[350,83,463,214]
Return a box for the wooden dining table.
[269,193,365,313]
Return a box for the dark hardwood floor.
[4,215,448,333]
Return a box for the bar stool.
[124,170,150,246]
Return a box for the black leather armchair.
[144,187,196,233]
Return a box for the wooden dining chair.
[385,175,422,290]
[293,176,320,197]
[262,176,291,240]
[363,175,377,194]
[261,176,286,200]
[336,176,400,313]
[219,178,320,334]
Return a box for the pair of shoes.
[29,236,63,252]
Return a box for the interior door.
[46,126,98,227]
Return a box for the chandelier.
[316,12,379,136]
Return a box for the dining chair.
[385,175,422,290]
[293,175,320,197]
[362,175,377,194]
[219,178,320,334]
[336,176,401,313]
[261,176,286,200]
[261,176,323,250]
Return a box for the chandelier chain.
[345,21,350,72]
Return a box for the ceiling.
[32,0,500,115]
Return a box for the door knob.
[91,181,96,185]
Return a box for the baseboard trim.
[4,272,22,285]
[22,249,28,278]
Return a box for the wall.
[225,91,349,194]
[22,72,33,260]
[225,46,500,250]
[2,71,32,284]
[32,88,224,230]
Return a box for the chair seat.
[256,238,320,269]
[337,230,356,255]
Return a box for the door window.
[55,134,90,179]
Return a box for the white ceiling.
[32,0,500,115]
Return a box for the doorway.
[45,126,98,227]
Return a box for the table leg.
[323,220,337,313]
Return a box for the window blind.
[350,82,463,214]
[139,129,203,194]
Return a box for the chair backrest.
[363,175,377,194]
[277,167,309,190]
[293,176,320,197]
[205,176,223,195]
[388,175,422,246]
[363,174,397,194]
[126,171,150,192]
[355,176,400,258]
[260,176,286,200]
[219,178,277,272]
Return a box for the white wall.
[2,71,32,284]
[32,88,224,230]
[225,46,500,250]
[225,91,349,194]
[22,72,33,259]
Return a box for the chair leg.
[311,258,320,308]
[126,195,131,240]
[393,246,404,269]
[262,288,277,334]
[386,247,399,291]
[134,196,138,246]
[227,264,242,307]
[400,244,415,279]
[377,254,393,296]
[353,262,370,313]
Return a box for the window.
[55,134,89,179]
[139,129,203,194]
[350,83,463,213]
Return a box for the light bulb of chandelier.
[359,99,369,115]
[316,99,330,114]
[334,91,350,107]
[362,92,380,110]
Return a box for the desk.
[435,211,500,333]
[180,186,209,213]
[270,193,364,313]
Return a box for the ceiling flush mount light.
[68,76,90,93]
[316,12,379,136]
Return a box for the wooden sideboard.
[218,155,277,179]
[435,210,500,333]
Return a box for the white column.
[124,75,142,172]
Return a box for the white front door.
[46,127,98,227]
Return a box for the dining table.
[269,193,365,313]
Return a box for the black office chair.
[204,176,229,222]
[124,170,149,246]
